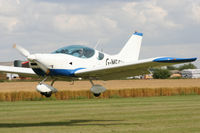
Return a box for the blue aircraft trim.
[32,68,85,77]
[49,68,86,76]
[153,57,197,63]
[133,32,143,36]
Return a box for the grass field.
[0,95,200,133]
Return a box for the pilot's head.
[79,48,84,57]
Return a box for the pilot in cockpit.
[78,48,85,58]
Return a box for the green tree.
[153,69,171,79]
[178,63,197,71]
[167,65,177,70]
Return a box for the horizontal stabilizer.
[153,57,197,63]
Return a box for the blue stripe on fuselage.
[32,68,85,77]
[49,68,85,76]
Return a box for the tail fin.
[117,32,143,62]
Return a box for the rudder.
[117,32,143,62]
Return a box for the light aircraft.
[0,32,197,97]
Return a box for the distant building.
[6,73,19,80]
[143,74,153,79]
[170,73,182,78]
[127,74,153,80]
[170,70,181,78]
[181,69,200,79]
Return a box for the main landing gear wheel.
[93,93,101,97]
[89,79,106,97]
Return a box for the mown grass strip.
[0,96,200,133]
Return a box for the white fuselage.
[27,32,143,77]
[29,50,123,77]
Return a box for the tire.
[93,93,101,97]
[41,92,52,98]
[45,93,52,97]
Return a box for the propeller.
[13,44,50,75]
[13,44,30,57]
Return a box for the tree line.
[153,63,197,79]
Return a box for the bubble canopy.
[52,45,95,58]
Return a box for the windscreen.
[53,45,95,58]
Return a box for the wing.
[0,65,36,77]
[75,57,197,80]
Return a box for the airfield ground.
[0,95,200,133]
[0,79,200,92]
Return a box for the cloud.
[0,16,19,31]
[122,1,180,29]
[191,2,200,24]
[16,0,20,5]
[54,14,117,32]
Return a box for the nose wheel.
[41,92,52,97]
[37,77,57,98]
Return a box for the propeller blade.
[13,44,30,57]
[13,44,50,75]
[34,60,50,75]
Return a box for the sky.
[0,0,199,67]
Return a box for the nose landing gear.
[36,77,57,98]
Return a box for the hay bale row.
[0,87,200,101]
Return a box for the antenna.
[94,40,104,52]
[94,40,101,49]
